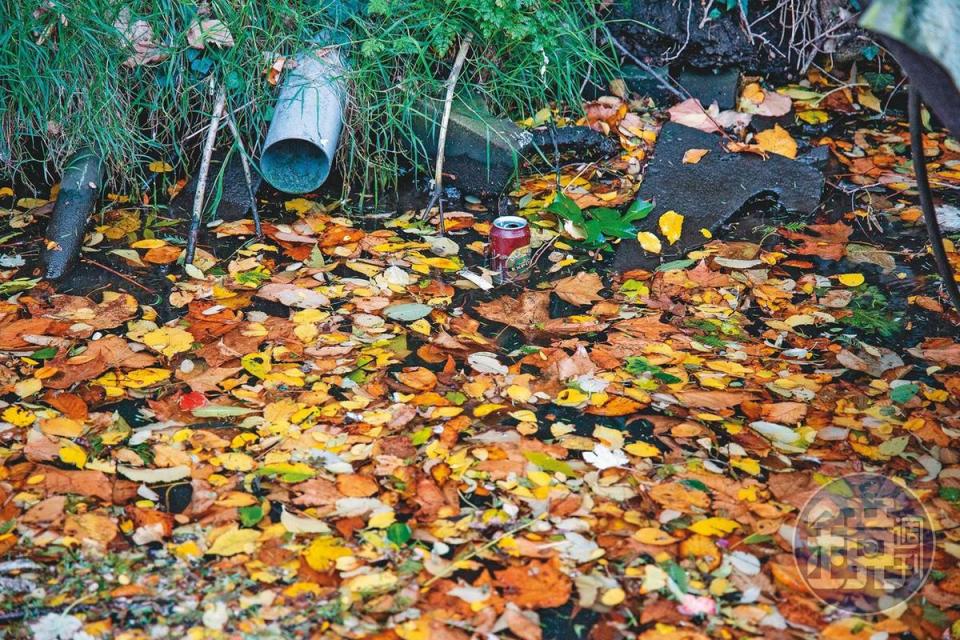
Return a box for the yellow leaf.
[345,571,398,594]
[797,109,829,125]
[0,187,13,197]
[284,198,320,215]
[121,368,171,388]
[148,160,174,173]
[473,403,506,417]
[15,378,42,397]
[625,442,660,458]
[2,406,36,427]
[682,148,709,164]
[409,318,431,336]
[837,273,865,287]
[368,510,395,528]
[59,442,88,469]
[173,540,203,561]
[858,88,882,112]
[555,388,589,406]
[730,457,761,475]
[141,326,195,357]
[705,360,752,377]
[755,124,797,159]
[218,452,255,472]
[207,526,261,556]
[303,536,351,571]
[130,238,167,249]
[741,82,765,104]
[242,352,272,378]
[688,517,740,537]
[634,527,678,545]
[41,417,85,438]
[636,231,662,254]
[658,211,684,245]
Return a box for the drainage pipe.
[260,48,346,194]
[41,149,104,280]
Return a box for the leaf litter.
[0,66,959,640]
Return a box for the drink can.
[490,216,531,283]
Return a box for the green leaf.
[624,198,654,223]
[679,479,709,493]
[878,435,910,457]
[624,357,681,384]
[0,278,39,295]
[890,383,919,404]
[582,219,604,246]
[939,486,960,502]
[656,259,696,272]
[239,505,264,527]
[547,192,584,224]
[741,533,773,545]
[663,560,688,594]
[523,451,577,478]
[30,347,58,360]
[387,522,412,546]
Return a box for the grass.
[0,0,618,202]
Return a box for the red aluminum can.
[490,216,531,283]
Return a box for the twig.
[909,86,960,314]
[420,514,543,590]
[224,112,262,239]
[186,87,226,265]
[422,32,474,233]
[81,257,154,293]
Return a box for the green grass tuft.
[0,0,617,199]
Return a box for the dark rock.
[171,152,260,222]
[677,68,740,110]
[609,0,789,74]
[527,126,619,165]
[412,95,533,196]
[613,122,824,271]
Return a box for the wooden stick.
[225,112,262,239]
[422,33,473,233]
[185,87,226,265]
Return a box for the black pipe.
[908,86,960,314]
[41,149,104,280]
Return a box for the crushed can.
[490,215,531,283]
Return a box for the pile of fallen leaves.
[1,63,960,640]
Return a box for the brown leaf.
[553,272,604,306]
[44,392,88,420]
[336,474,379,498]
[495,560,572,609]
[475,291,550,334]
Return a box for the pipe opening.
[260,138,330,194]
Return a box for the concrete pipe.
[260,48,346,194]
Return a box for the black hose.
[908,85,960,313]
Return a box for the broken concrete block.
[613,122,824,271]
[171,152,261,222]
[412,95,533,196]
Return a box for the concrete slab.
[412,95,533,196]
[613,122,824,271]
